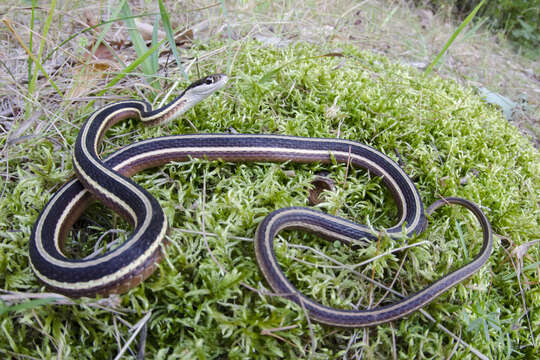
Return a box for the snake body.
[29,74,492,326]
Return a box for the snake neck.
[139,92,201,127]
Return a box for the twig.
[389,321,397,360]
[0,290,126,315]
[176,227,252,242]
[260,325,298,347]
[343,145,352,188]
[113,311,152,360]
[447,327,462,360]
[421,308,488,360]
[372,252,408,307]
[342,328,360,360]
[371,120,398,141]
[84,229,126,259]
[499,236,536,346]
[113,316,122,355]
[285,240,429,270]
[136,318,148,360]
[297,296,317,359]
[31,310,60,355]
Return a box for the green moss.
[0,42,538,359]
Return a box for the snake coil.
[29,74,492,326]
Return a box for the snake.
[29,74,493,327]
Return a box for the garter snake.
[29,74,492,327]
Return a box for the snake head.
[185,74,228,98]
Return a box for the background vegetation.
[0,0,538,359]
[415,0,539,57]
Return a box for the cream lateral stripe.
[268,220,362,245]
[260,209,364,301]
[38,153,153,269]
[256,198,492,326]
[140,99,188,122]
[73,155,138,225]
[52,185,88,256]
[36,157,161,267]
[80,104,159,225]
[35,103,161,269]
[113,134,409,171]
[80,119,157,224]
[38,142,418,273]
[155,99,189,122]
[36,147,414,273]
[91,105,145,154]
[33,217,167,290]
[89,100,188,154]
[260,210,439,320]
[110,134,421,226]
[34,179,87,257]
[111,145,419,229]
[85,101,145,148]
[35,157,140,260]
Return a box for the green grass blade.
[151,14,160,75]
[0,298,58,316]
[158,0,188,80]
[97,38,166,96]
[43,13,157,62]
[424,0,486,75]
[120,0,158,85]
[463,16,490,41]
[382,6,399,28]
[455,219,469,259]
[25,0,38,120]
[27,0,36,88]
[29,0,61,96]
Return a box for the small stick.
[113,311,152,360]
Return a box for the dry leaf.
[92,42,114,61]
[173,28,193,46]
[135,19,166,41]
[81,12,127,48]
[511,239,540,276]
[134,19,193,46]
[77,41,117,74]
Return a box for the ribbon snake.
[29,74,492,327]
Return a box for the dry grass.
[2,1,538,144]
[219,0,540,145]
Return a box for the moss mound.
[1,42,538,359]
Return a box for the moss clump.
[1,42,538,359]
